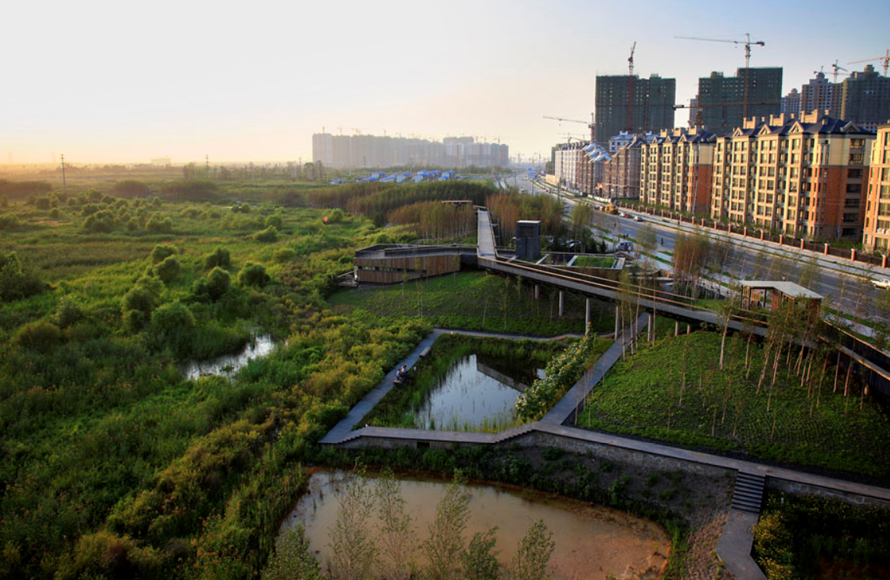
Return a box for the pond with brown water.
[281,470,670,580]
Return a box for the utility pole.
[205,154,210,178]
[61,154,67,195]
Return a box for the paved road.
[511,173,888,320]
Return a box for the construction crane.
[676,33,765,69]
[831,60,848,82]
[351,128,362,135]
[543,115,594,142]
[627,41,637,132]
[558,132,586,143]
[849,49,890,77]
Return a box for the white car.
[633,215,643,222]
[873,278,890,290]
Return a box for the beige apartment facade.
[640,127,716,215]
[864,125,890,254]
[709,111,872,240]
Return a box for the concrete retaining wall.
[766,477,890,509]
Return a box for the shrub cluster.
[0,251,45,301]
[515,332,602,422]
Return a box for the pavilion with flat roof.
[738,280,822,321]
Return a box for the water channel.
[181,334,275,380]
[413,354,544,430]
[281,470,669,580]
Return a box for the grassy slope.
[329,270,616,336]
[578,331,890,479]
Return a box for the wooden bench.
[419,346,432,359]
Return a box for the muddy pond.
[413,354,545,430]
[281,470,669,580]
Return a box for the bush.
[14,320,62,351]
[123,309,150,332]
[0,251,45,301]
[150,301,196,357]
[204,247,231,270]
[150,244,177,264]
[135,274,165,298]
[153,256,181,284]
[146,215,172,232]
[325,208,345,223]
[121,287,155,331]
[265,214,283,230]
[55,531,160,580]
[192,267,231,302]
[253,226,278,243]
[239,263,271,287]
[83,210,115,233]
[0,215,20,230]
[35,197,52,210]
[273,247,295,263]
[54,296,84,328]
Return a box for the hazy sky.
[3,0,889,165]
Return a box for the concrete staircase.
[495,422,538,444]
[731,471,766,514]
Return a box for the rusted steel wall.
[355,253,460,284]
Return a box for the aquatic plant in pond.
[181,334,276,379]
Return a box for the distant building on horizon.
[151,157,171,167]
[696,67,783,137]
[781,88,800,116]
[311,134,508,169]
[594,74,675,149]
[800,72,843,119]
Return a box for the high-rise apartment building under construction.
[697,67,783,136]
[594,74,675,149]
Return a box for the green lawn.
[577,331,890,479]
[328,270,616,336]
[572,256,616,268]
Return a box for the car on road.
[873,278,890,290]
[633,215,643,222]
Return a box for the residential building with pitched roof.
[640,127,717,215]
[709,110,873,240]
[863,124,890,254]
